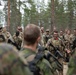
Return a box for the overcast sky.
[0,0,48,9]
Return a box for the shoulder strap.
[19,51,35,65]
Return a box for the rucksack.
[28,53,44,75]
[19,50,45,75]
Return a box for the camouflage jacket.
[67,48,76,75]
[0,43,32,75]
[20,47,55,75]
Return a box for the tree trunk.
[10,0,21,35]
[51,0,56,31]
[68,0,74,30]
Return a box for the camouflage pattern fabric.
[20,48,56,75]
[0,33,6,43]
[13,36,22,50]
[0,43,32,75]
[67,48,76,75]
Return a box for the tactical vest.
[51,38,61,47]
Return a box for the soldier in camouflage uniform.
[59,30,65,41]
[43,29,51,46]
[0,27,6,43]
[20,24,55,75]
[17,26,23,39]
[13,31,22,50]
[2,27,12,43]
[46,31,63,54]
[70,29,76,55]
[71,29,76,43]
[0,43,33,75]
[46,31,63,75]
[64,30,73,44]
[66,48,76,75]
[40,27,45,46]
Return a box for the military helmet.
[0,43,26,75]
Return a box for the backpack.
[19,49,45,75]
[28,53,44,75]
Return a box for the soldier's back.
[20,47,55,75]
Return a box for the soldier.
[13,31,22,50]
[46,31,63,53]
[64,30,73,62]
[17,26,23,39]
[66,48,76,75]
[59,30,65,41]
[2,27,13,43]
[0,43,33,75]
[19,24,55,75]
[0,27,6,43]
[66,29,76,75]
[64,29,73,44]
[44,29,51,46]
[70,29,76,55]
[46,31,64,75]
[71,29,76,43]
[40,26,45,46]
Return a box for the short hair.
[24,24,40,45]
[53,31,58,33]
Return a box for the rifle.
[46,51,63,71]
[37,45,63,71]
[48,43,64,59]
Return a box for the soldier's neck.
[23,44,37,52]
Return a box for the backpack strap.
[19,51,35,65]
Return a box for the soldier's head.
[17,26,22,32]
[67,30,71,35]
[65,29,68,34]
[24,24,41,46]
[46,29,49,35]
[0,43,25,75]
[53,31,58,38]
[60,30,64,35]
[40,27,44,34]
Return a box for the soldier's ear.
[37,36,41,43]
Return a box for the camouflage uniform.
[2,27,13,43]
[64,31,73,44]
[46,37,63,74]
[43,29,51,46]
[20,47,55,75]
[13,33,22,50]
[0,27,6,43]
[0,43,33,75]
[67,48,76,75]
[40,32,45,46]
[46,37,62,53]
